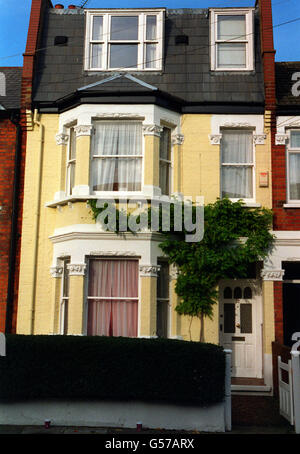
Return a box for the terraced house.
[18,0,278,391]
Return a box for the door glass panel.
[240,303,252,333]
[224,303,235,333]
[244,286,252,299]
[234,286,242,299]
[224,287,232,299]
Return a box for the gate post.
[224,349,232,431]
[291,351,300,434]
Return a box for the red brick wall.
[0,118,17,332]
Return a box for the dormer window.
[85,9,164,71]
[210,9,254,71]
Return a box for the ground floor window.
[60,257,70,335]
[156,260,170,338]
[87,258,138,337]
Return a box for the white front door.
[219,280,262,378]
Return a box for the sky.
[0,0,299,67]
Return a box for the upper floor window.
[91,121,143,192]
[85,10,164,71]
[66,127,76,196]
[210,9,254,71]
[221,129,254,201]
[159,127,172,196]
[287,130,300,201]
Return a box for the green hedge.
[0,335,225,405]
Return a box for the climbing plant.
[88,198,274,342]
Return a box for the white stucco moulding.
[139,265,161,277]
[74,124,93,137]
[172,134,184,145]
[253,134,267,145]
[209,134,222,145]
[50,266,63,278]
[275,134,289,145]
[67,263,87,276]
[261,269,285,281]
[142,124,163,137]
[55,133,69,146]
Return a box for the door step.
[232,384,272,395]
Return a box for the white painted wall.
[0,399,226,432]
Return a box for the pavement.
[0,424,295,435]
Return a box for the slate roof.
[0,67,22,110]
[33,7,264,112]
[276,62,300,109]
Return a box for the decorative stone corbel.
[50,266,63,278]
[275,134,289,146]
[139,265,161,277]
[142,124,163,137]
[171,134,184,146]
[55,133,69,146]
[74,124,93,137]
[67,263,87,276]
[209,134,222,145]
[261,269,285,281]
[253,134,267,145]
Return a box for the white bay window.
[85,10,164,71]
[92,121,143,192]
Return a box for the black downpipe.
[5,113,22,334]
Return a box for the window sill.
[283,203,300,208]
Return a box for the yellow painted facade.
[17,108,274,373]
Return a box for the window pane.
[222,166,253,199]
[217,15,246,40]
[160,128,171,161]
[157,301,168,338]
[234,287,242,299]
[91,43,102,68]
[289,153,300,200]
[244,287,252,299]
[146,15,157,40]
[240,303,252,334]
[146,43,157,68]
[110,44,138,68]
[92,16,103,41]
[62,300,68,335]
[110,16,138,40]
[69,163,75,194]
[159,162,170,196]
[70,128,76,160]
[224,303,235,333]
[224,287,232,299]
[222,130,253,163]
[87,259,138,337]
[291,131,300,148]
[217,43,246,68]
[63,259,70,297]
[92,122,142,191]
[157,261,169,299]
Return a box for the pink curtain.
[87,259,138,337]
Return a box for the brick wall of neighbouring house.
[0,118,17,332]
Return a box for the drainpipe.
[5,113,22,334]
[29,109,44,334]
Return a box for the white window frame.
[90,120,144,196]
[85,9,164,71]
[210,8,254,71]
[287,129,300,203]
[59,257,70,335]
[66,126,76,196]
[159,126,172,196]
[220,128,256,203]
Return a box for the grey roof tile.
[33,8,264,107]
[0,67,22,110]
